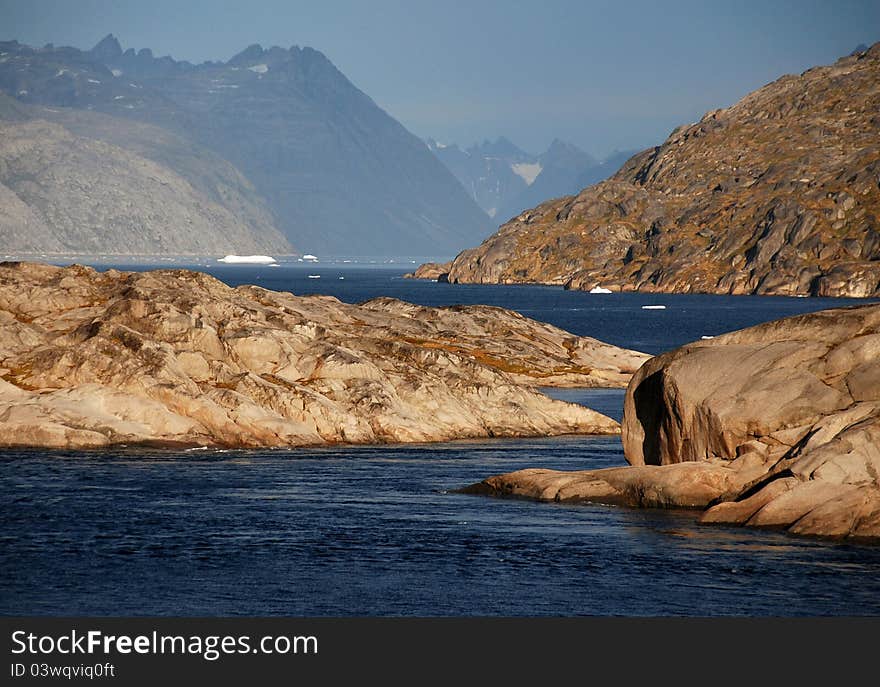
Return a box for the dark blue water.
[105,262,876,354]
[2,265,879,616]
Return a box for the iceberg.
[217,255,277,264]
[589,286,612,294]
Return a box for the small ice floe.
[589,286,613,294]
[111,69,123,77]
[796,294,808,298]
[268,263,280,267]
[338,276,345,280]
[87,78,101,84]
[302,254,318,261]
[701,335,715,340]
[248,64,268,74]
[217,254,277,264]
[308,274,321,279]
[185,446,209,452]
[642,305,666,310]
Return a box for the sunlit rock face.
[467,304,880,543]
[0,262,649,449]
[432,44,880,299]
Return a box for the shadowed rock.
[404,262,451,281]
[466,304,880,542]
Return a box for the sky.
[1,0,877,158]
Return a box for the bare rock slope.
[0,37,492,256]
[467,304,880,542]
[0,262,648,449]
[429,44,880,298]
[0,92,290,255]
[0,116,289,255]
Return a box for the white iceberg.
[308,275,321,279]
[589,286,613,294]
[217,255,277,264]
[302,254,318,261]
[642,305,666,310]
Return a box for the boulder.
[467,304,880,542]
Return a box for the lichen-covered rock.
[0,262,648,449]
[422,44,880,299]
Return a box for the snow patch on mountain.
[510,162,542,186]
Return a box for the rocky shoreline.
[411,44,880,299]
[465,303,880,542]
[0,262,648,449]
[4,261,877,543]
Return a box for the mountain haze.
[0,93,289,255]
[0,36,492,256]
[428,136,632,224]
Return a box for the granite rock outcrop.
[0,262,649,449]
[426,44,880,298]
[467,304,880,541]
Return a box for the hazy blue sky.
[1,0,877,157]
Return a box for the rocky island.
[0,262,649,449]
[466,303,880,542]
[415,43,880,299]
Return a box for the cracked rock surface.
[0,262,648,449]
[467,304,880,542]
[423,44,880,299]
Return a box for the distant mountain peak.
[544,138,584,155]
[0,36,491,255]
[428,133,619,221]
[90,33,122,61]
[469,136,530,159]
[228,43,265,65]
[539,139,595,168]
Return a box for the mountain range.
[424,43,880,299]
[0,35,492,256]
[426,136,632,223]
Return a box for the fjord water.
[2,265,879,616]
